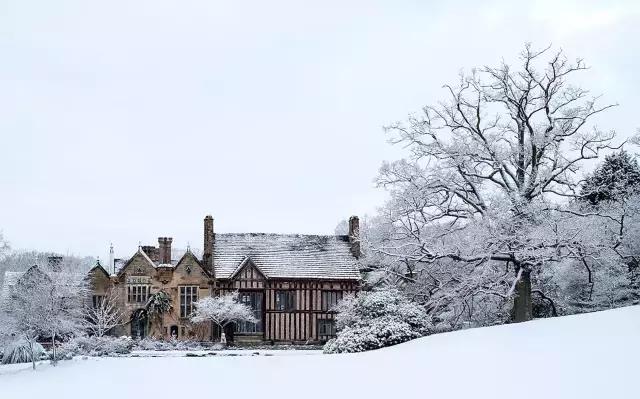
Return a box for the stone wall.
[90,251,212,341]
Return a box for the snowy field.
[2,305,638,399]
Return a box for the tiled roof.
[213,233,361,280]
[113,248,195,275]
[1,268,84,304]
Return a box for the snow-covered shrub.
[1,339,46,364]
[58,335,134,358]
[134,337,209,351]
[324,289,430,353]
[134,337,168,351]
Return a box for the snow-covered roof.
[113,248,197,275]
[213,233,360,280]
[114,248,206,277]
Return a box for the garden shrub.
[1,339,46,364]
[324,289,430,353]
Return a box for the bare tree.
[376,44,620,322]
[0,266,48,370]
[38,258,89,365]
[1,258,89,368]
[85,288,125,337]
[0,232,9,259]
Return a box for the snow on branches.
[190,293,257,340]
[85,289,125,338]
[324,288,430,353]
[0,258,89,368]
[369,44,629,327]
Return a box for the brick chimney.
[158,237,173,264]
[348,215,360,259]
[203,215,214,276]
[141,245,160,262]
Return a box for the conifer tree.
[581,150,640,205]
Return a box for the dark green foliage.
[145,290,172,317]
[581,150,640,205]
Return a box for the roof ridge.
[216,232,345,238]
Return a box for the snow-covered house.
[88,215,362,344]
[0,271,27,306]
[0,257,64,307]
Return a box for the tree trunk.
[29,341,36,370]
[51,333,57,366]
[512,270,532,322]
[224,323,235,344]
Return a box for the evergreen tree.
[581,150,640,205]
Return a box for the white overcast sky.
[1,0,639,261]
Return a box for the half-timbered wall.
[217,277,359,343]
[89,252,360,344]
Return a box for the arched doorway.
[130,309,148,339]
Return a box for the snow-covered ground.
[2,305,638,399]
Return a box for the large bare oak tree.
[377,44,619,322]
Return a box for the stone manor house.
[88,215,362,344]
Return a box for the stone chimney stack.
[348,215,360,259]
[203,215,214,276]
[47,255,63,271]
[158,237,173,264]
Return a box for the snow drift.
[1,305,638,399]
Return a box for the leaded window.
[321,291,343,311]
[237,291,263,333]
[92,295,105,308]
[274,290,295,311]
[180,286,198,318]
[127,285,149,303]
[318,319,336,336]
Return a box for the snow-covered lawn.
[2,305,638,399]
[127,348,321,357]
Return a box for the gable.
[173,251,210,278]
[117,250,156,278]
[230,257,266,281]
[89,264,110,279]
[88,266,112,291]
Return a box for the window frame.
[179,285,199,318]
[236,291,263,334]
[321,290,343,312]
[127,285,149,304]
[318,318,336,337]
[274,290,296,312]
[92,294,105,309]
